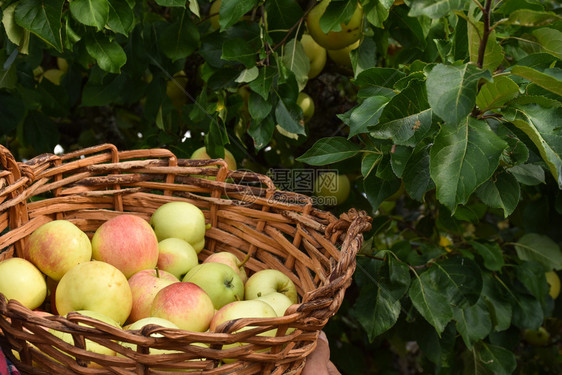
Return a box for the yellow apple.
[300,33,327,79]
[190,146,237,171]
[150,201,207,254]
[157,238,199,280]
[49,310,121,368]
[209,0,222,31]
[55,260,133,325]
[546,271,560,300]
[306,0,363,50]
[0,258,47,310]
[150,282,215,332]
[256,292,294,318]
[56,57,69,73]
[27,220,92,281]
[327,39,360,67]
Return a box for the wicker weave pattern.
[0,144,372,374]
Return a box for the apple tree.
[1,0,562,373]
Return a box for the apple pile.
[0,201,299,363]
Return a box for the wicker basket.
[0,143,372,374]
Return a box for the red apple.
[157,238,199,279]
[150,282,215,332]
[127,268,179,323]
[91,214,159,278]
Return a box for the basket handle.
[299,209,372,321]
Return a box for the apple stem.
[238,252,251,268]
[155,267,160,278]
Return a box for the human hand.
[302,331,341,375]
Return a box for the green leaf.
[476,172,520,218]
[107,0,134,35]
[348,96,389,138]
[426,63,491,125]
[248,91,272,121]
[248,66,276,100]
[476,342,517,375]
[14,0,64,52]
[0,51,18,89]
[371,79,432,146]
[507,164,545,186]
[297,137,361,166]
[22,110,60,154]
[512,292,543,330]
[532,28,562,60]
[390,145,412,178]
[155,0,186,6]
[361,152,382,178]
[235,66,259,83]
[85,32,127,73]
[516,261,549,300]
[408,0,464,19]
[511,65,562,97]
[470,241,504,272]
[264,0,303,45]
[363,173,401,210]
[248,114,275,151]
[219,0,257,30]
[320,0,358,33]
[515,233,562,271]
[403,141,434,201]
[476,76,519,112]
[507,9,562,27]
[351,255,410,341]
[3,2,29,51]
[283,39,309,91]
[354,67,404,98]
[454,299,492,350]
[481,272,512,331]
[82,73,127,106]
[409,267,454,335]
[508,103,562,188]
[437,255,483,308]
[275,96,305,136]
[430,117,508,212]
[363,0,393,29]
[69,0,109,30]
[159,10,199,62]
[468,21,504,72]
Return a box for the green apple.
[297,92,315,123]
[150,282,215,332]
[0,258,47,310]
[182,262,244,310]
[50,310,121,368]
[127,268,178,323]
[157,238,199,279]
[150,201,207,254]
[91,214,159,279]
[166,71,188,110]
[210,299,278,362]
[203,251,248,283]
[208,0,222,30]
[190,146,237,171]
[244,269,298,304]
[27,220,92,281]
[256,292,294,318]
[523,326,550,346]
[314,171,351,206]
[300,33,327,79]
[55,260,133,325]
[306,0,363,50]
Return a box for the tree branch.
[477,0,493,69]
